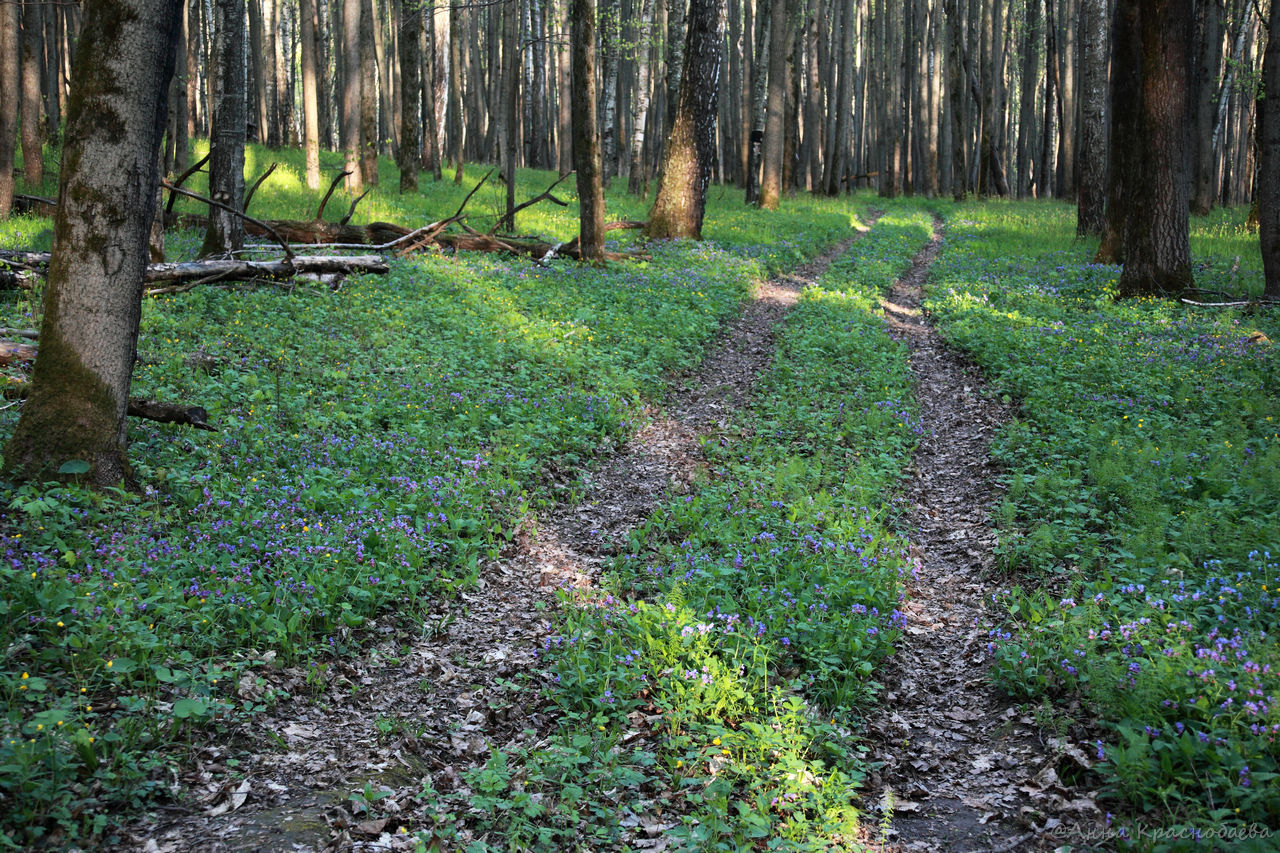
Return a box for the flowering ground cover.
[436,210,937,849]
[0,150,861,845]
[928,202,1280,844]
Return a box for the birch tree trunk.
[5,0,181,485]
[627,0,656,195]
[647,0,725,238]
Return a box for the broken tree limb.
[489,172,573,235]
[339,189,372,226]
[14,194,56,216]
[162,181,295,260]
[0,341,38,365]
[165,153,211,217]
[242,162,279,215]
[1,379,218,431]
[0,328,38,340]
[315,171,351,221]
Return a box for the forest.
[0,0,1278,849]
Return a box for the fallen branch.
[162,181,295,260]
[143,255,388,292]
[490,171,573,234]
[1179,297,1280,308]
[0,328,38,340]
[315,171,350,221]
[242,162,279,214]
[0,340,38,366]
[14,194,56,216]
[340,189,372,226]
[165,153,211,217]
[1,379,218,431]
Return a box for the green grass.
[0,143,867,847]
[928,201,1279,846]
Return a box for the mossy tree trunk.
[396,0,421,194]
[1258,0,1280,298]
[646,0,725,240]
[199,0,247,258]
[571,0,604,259]
[4,0,181,486]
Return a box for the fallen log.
[0,340,38,366]
[1,381,217,431]
[143,254,388,285]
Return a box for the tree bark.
[1056,0,1076,198]
[359,0,379,185]
[1077,0,1107,235]
[572,0,605,259]
[945,0,965,200]
[0,0,20,217]
[20,0,45,188]
[397,0,421,193]
[627,0,656,195]
[646,0,725,239]
[248,0,271,144]
[1190,0,1223,214]
[199,0,247,257]
[300,0,322,188]
[1015,0,1039,198]
[5,0,181,485]
[1115,0,1193,296]
[1257,0,1279,297]
[1039,0,1059,197]
[745,0,771,202]
[759,0,788,208]
[342,0,363,190]
[600,0,621,182]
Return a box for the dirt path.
[123,223,872,853]
[867,216,1098,852]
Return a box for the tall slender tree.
[342,0,364,190]
[759,0,788,208]
[1077,0,1107,235]
[300,0,323,188]
[5,0,181,484]
[1257,0,1280,297]
[397,0,421,192]
[199,0,248,257]
[0,0,19,217]
[1114,0,1194,296]
[572,0,605,258]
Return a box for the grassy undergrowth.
[928,202,1279,846]
[0,144,864,846]
[431,208,937,850]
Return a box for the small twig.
[315,171,351,221]
[161,181,294,261]
[242,162,279,215]
[165,153,211,215]
[339,189,371,226]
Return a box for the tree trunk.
[450,1,465,180]
[557,0,573,174]
[824,0,853,195]
[166,1,190,176]
[1015,0,1039,198]
[397,0,420,192]
[1116,0,1193,296]
[572,0,605,258]
[20,0,45,188]
[1039,0,1058,197]
[1076,0,1106,235]
[5,0,181,485]
[759,0,788,208]
[1259,0,1280,297]
[359,0,379,184]
[248,0,271,144]
[1056,0,1076,198]
[946,0,965,200]
[745,0,771,202]
[300,0,322,188]
[1190,0,1223,214]
[342,0,363,190]
[600,0,621,183]
[646,0,725,239]
[803,0,822,190]
[199,0,247,257]
[530,0,550,168]
[502,0,518,227]
[627,0,656,195]
[0,0,19,216]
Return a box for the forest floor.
[865,218,1102,851]
[120,226,874,852]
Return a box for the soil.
[867,216,1104,852]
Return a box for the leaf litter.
[868,215,1107,852]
